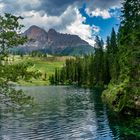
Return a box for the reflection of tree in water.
[89,89,139,139]
[0,84,33,111]
[19,87,98,139]
[106,110,140,139]
[88,89,120,139]
[0,86,139,139]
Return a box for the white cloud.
[20,7,98,46]
[64,8,98,46]
[0,0,122,47]
[92,25,100,33]
[0,2,5,11]
[87,0,122,11]
[21,6,75,30]
[86,8,111,19]
[0,0,122,16]
[85,0,122,19]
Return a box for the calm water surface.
[0,86,139,140]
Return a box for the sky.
[0,0,122,46]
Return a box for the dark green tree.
[110,28,117,53]
[93,36,104,85]
[102,0,140,114]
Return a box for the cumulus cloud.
[85,0,122,19]
[0,2,4,10]
[86,8,111,19]
[36,0,83,16]
[21,7,98,46]
[63,8,98,46]
[0,0,122,46]
[0,0,122,21]
[36,0,122,18]
[0,0,122,16]
[21,6,76,31]
[87,0,122,11]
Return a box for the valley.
[0,0,139,139]
[9,55,69,86]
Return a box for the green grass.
[9,55,70,86]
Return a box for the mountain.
[18,25,94,55]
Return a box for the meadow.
[9,55,71,86]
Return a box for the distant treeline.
[49,29,118,87]
[10,49,48,57]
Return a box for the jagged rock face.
[20,25,94,55]
[23,25,47,43]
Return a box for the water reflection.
[0,86,138,140]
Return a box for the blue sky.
[80,4,121,41]
[0,0,122,46]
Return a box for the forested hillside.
[49,0,140,115]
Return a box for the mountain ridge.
[19,25,94,55]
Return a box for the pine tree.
[108,28,119,81]
[110,28,117,53]
[104,37,111,84]
[93,36,104,85]
[102,0,140,114]
[89,54,95,87]
[119,0,140,82]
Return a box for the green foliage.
[49,33,118,88]
[30,50,48,57]
[49,36,106,87]
[15,55,65,85]
[61,45,95,56]
[103,79,132,112]
[0,82,33,109]
[0,13,27,59]
[0,62,41,82]
[102,0,140,114]
[0,13,36,108]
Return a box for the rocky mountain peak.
[24,25,47,42]
[48,28,57,34]
[25,25,46,34]
[20,25,94,55]
[48,29,58,40]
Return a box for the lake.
[0,86,139,140]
